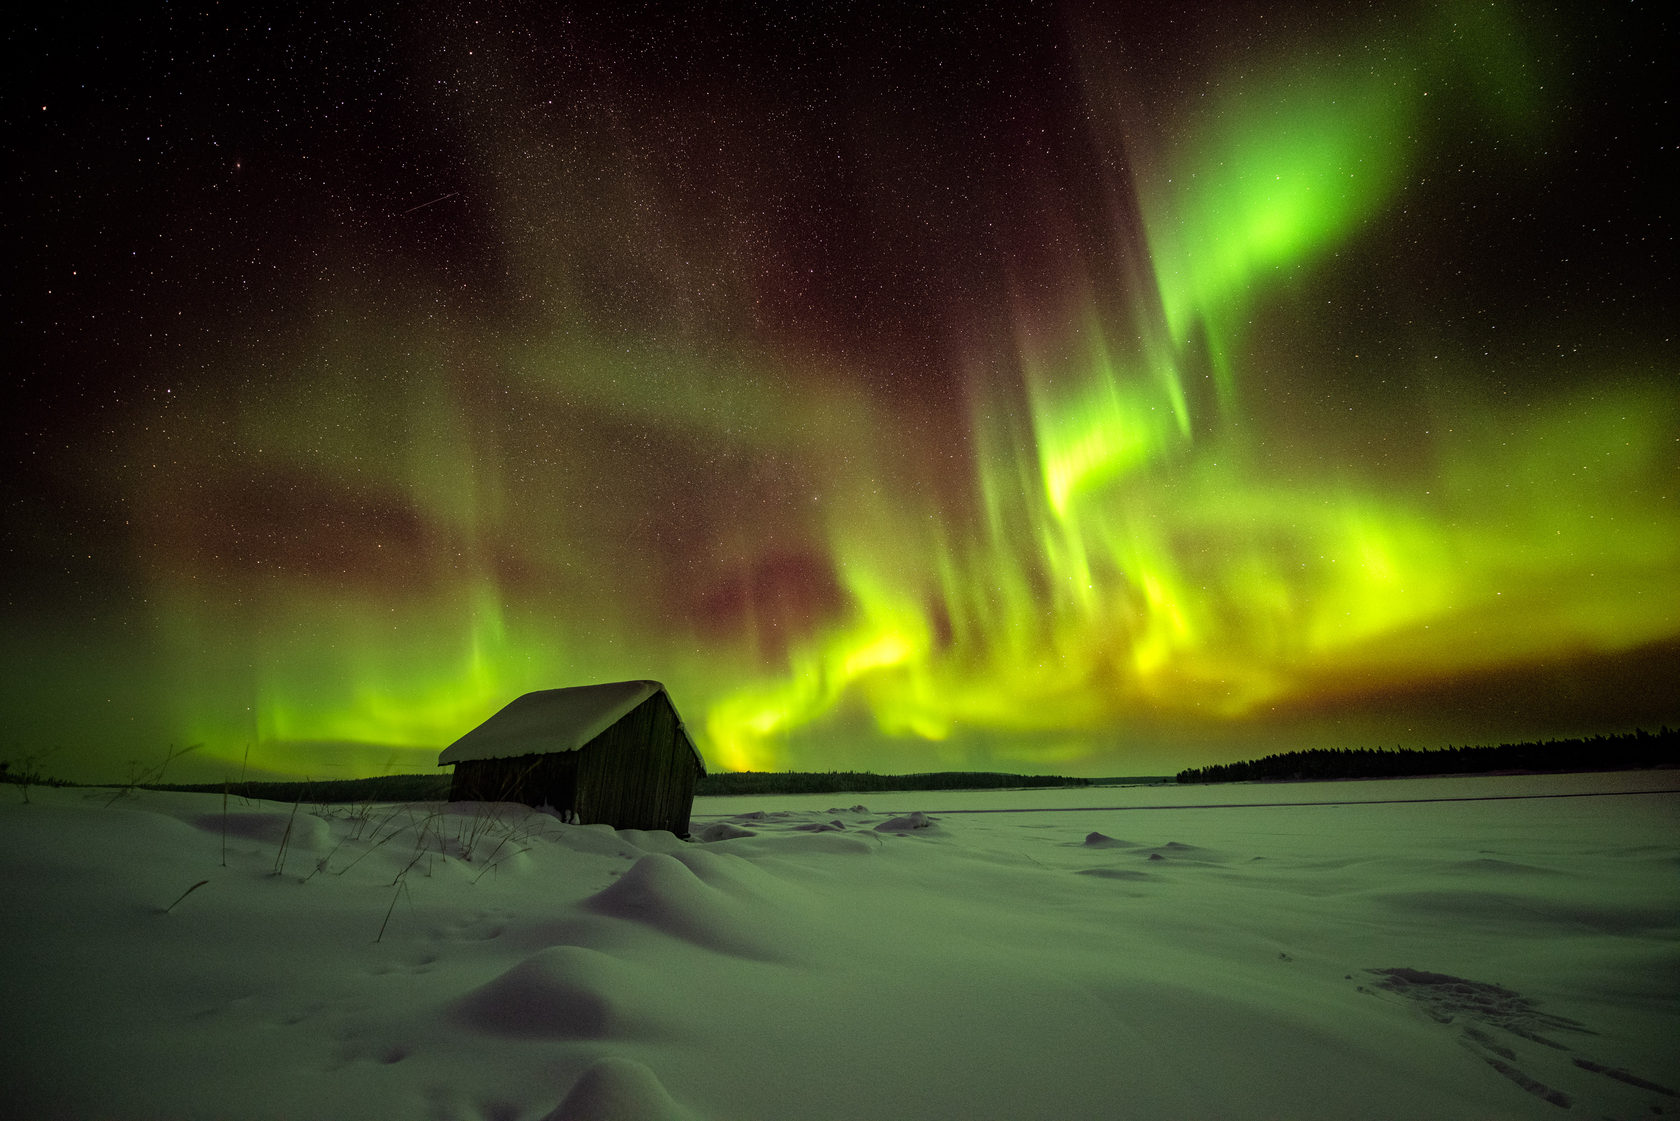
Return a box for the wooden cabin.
[439,680,706,835]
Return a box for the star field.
[4,2,1675,782]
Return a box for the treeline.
[136,773,453,804]
[696,770,1092,796]
[1176,728,1679,784]
[46,770,1089,803]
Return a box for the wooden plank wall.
[574,692,699,833]
[450,751,578,810]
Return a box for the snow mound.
[692,821,756,842]
[874,812,937,833]
[729,828,875,855]
[1080,831,1140,848]
[542,1057,702,1121]
[452,946,656,1039]
[613,828,689,854]
[191,810,329,850]
[584,852,790,961]
[1140,840,1227,863]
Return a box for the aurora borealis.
[7,2,1676,783]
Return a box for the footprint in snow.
[1361,967,1679,1114]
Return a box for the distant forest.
[9,733,1673,803]
[133,773,452,805]
[695,770,1091,796]
[19,768,1090,805]
[1175,728,1679,784]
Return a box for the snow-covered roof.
[438,680,704,770]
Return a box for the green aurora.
[6,2,1675,782]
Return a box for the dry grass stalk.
[163,879,209,914]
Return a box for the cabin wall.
[573,693,700,833]
[449,751,578,813]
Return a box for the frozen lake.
[693,767,1679,816]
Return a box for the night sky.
[6,2,1675,784]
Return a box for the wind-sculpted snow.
[540,1057,702,1121]
[873,810,939,833]
[191,809,331,849]
[453,946,665,1040]
[583,851,804,963]
[690,820,756,842]
[0,773,1675,1120]
[1078,830,1143,848]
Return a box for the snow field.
[0,773,1675,1119]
